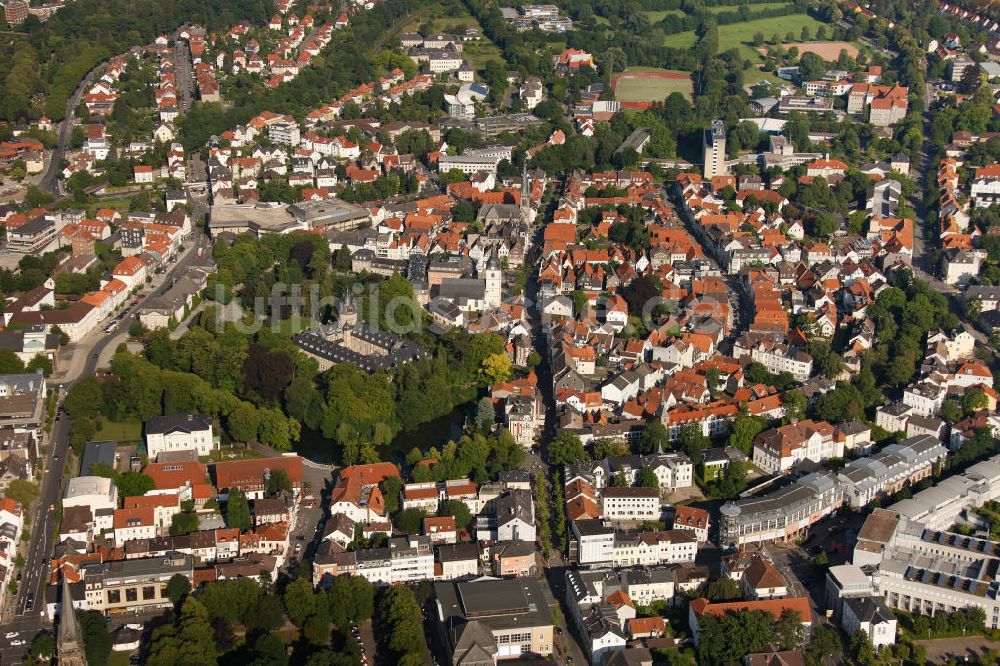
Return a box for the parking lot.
[914,636,1000,664]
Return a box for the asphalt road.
[80,232,211,379]
[0,229,211,664]
[0,406,72,663]
[38,61,107,196]
[174,40,194,114]
[519,188,590,666]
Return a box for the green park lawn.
[614,68,694,103]
[461,40,506,71]
[743,67,786,86]
[94,417,143,442]
[664,13,828,60]
[646,3,792,23]
[664,31,699,50]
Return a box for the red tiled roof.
[423,516,457,533]
[626,616,665,636]
[143,461,209,490]
[122,494,179,510]
[690,597,811,622]
[113,507,155,529]
[404,485,439,501]
[674,505,709,529]
[213,456,303,491]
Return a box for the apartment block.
[570,519,697,568]
[601,487,660,521]
[752,420,844,474]
[81,553,193,614]
[836,435,947,508]
[889,453,1000,529]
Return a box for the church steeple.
[57,577,88,666]
[519,160,534,225]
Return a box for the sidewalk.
[52,241,200,383]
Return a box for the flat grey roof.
[436,578,551,630]
[208,203,296,231]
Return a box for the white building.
[742,557,788,600]
[570,453,693,493]
[703,119,727,178]
[402,481,440,512]
[610,529,697,567]
[570,520,697,568]
[435,543,480,580]
[719,471,843,547]
[601,487,660,521]
[63,476,118,514]
[842,596,897,649]
[888,453,1000,529]
[564,569,651,665]
[268,120,301,146]
[144,413,215,460]
[619,567,675,607]
[752,420,844,474]
[854,508,1000,629]
[476,489,535,542]
[572,519,616,567]
[749,342,813,381]
[671,505,710,542]
[113,507,157,545]
[438,152,504,175]
[0,498,23,612]
[837,435,947,508]
[926,329,975,363]
[970,165,1000,207]
[876,402,914,434]
[389,536,435,584]
[942,250,981,286]
[901,382,947,417]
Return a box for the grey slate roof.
[145,413,212,435]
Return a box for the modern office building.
[888,453,1000,529]
[719,471,844,547]
[853,508,1000,629]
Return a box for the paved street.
[38,60,108,196]
[0,225,213,664]
[174,39,195,114]
[517,196,591,666]
[542,566,588,666]
[0,404,72,664]
[52,230,213,385]
[763,542,825,621]
[283,461,333,577]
